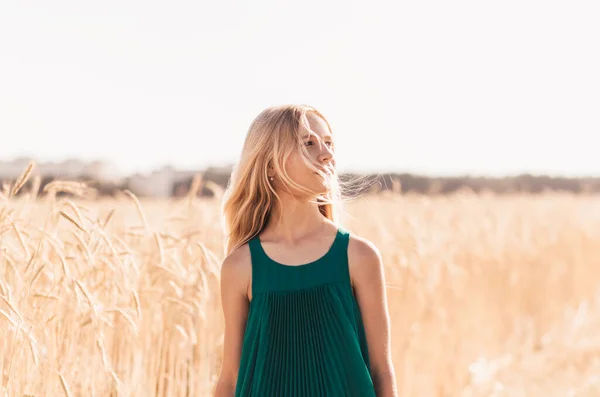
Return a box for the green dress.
[235,226,376,397]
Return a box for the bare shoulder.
[220,242,252,297]
[347,232,384,287]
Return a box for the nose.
[317,142,334,166]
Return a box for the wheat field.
[1,171,600,396]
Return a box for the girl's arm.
[214,246,251,397]
[350,236,398,397]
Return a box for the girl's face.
[273,113,336,196]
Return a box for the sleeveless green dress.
[234,226,376,397]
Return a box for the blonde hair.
[221,104,347,255]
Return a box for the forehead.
[302,113,331,138]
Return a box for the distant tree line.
[166,171,600,197]
[343,173,600,195]
[7,170,600,198]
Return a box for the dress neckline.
[255,227,341,268]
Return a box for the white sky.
[1,0,598,177]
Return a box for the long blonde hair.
[221,104,346,255]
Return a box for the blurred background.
[2,2,600,397]
[1,0,598,194]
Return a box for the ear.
[267,161,275,178]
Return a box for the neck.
[262,192,332,244]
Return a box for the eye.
[304,140,333,148]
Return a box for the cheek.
[285,156,313,182]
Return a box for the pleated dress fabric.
[234,227,376,397]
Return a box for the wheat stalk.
[44,180,95,198]
[123,189,148,232]
[0,294,23,322]
[187,173,203,206]
[57,371,73,397]
[59,210,89,236]
[9,160,35,197]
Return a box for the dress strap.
[247,234,264,266]
[334,226,352,285]
[247,234,268,295]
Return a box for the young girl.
[214,105,398,397]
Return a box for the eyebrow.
[301,133,333,140]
